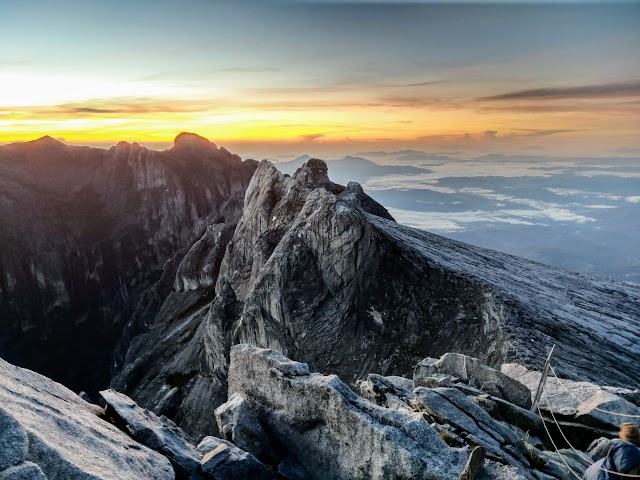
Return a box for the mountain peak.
[26,135,65,147]
[292,158,336,190]
[172,132,216,151]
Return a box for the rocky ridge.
[0,133,256,395]
[3,345,638,480]
[112,155,639,440]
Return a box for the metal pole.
[531,344,556,413]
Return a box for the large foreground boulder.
[0,357,174,480]
[227,344,468,480]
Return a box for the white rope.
[548,365,640,419]
[536,402,584,480]
[539,391,640,478]
[536,368,640,478]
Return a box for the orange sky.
[2,1,639,158]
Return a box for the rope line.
[534,366,640,478]
[536,402,584,480]
[541,390,640,478]
[548,365,640,419]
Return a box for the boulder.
[227,344,467,480]
[413,387,531,470]
[460,446,486,480]
[0,462,46,480]
[480,461,532,480]
[277,456,311,480]
[384,375,415,392]
[536,450,588,480]
[501,363,640,431]
[199,443,275,480]
[417,354,532,409]
[357,373,414,410]
[413,388,504,448]
[215,392,278,464]
[101,388,199,479]
[0,357,174,480]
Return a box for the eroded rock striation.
[0,357,175,480]
[0,134,256,396]
[225,344,468,479]
[111,155,639,440]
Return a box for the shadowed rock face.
[112,157,640,439]
[0,134,257,396]
[3,137,638,441]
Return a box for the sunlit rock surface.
[0,357,175,480]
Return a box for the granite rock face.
[0,134,256,396]
[0,357,175,480]
[225,344,468,480]
[112,156,639,440]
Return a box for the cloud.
[480,81,640,101]
[483,130,498,140]
[526,145,544,151]
[513,128,585,137]
[299,133,325,142]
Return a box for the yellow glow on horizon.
[1,73,637,155]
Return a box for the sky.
[1,0,639,158]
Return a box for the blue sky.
[1,0,639,156]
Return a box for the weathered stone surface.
[415,388,510,448]
[413,387,533,470]
[384,375,415,392]
[480,461,531,480]
[460,446,486,480]
[482,395,545,439]
[0,134,256,397]
[417,354,532,409]
[501,363,640,430]
[277,456,311,480]
[174,223,237,292]
[0,462,47,480]
[536,449,588,480]
[416,374,456,389]
[215,392,277,464]
[0,408,27,471]
[197,435,289,480]
[0,357,174,480]
[100,389,200,479]
[357,373,414,411]
[227,344,467,480]
[199,443,274,480]
[109,156,639,441]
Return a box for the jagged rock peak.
[172,132,217,151]
[292,157,334,188]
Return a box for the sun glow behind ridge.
[1,0,638,156]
